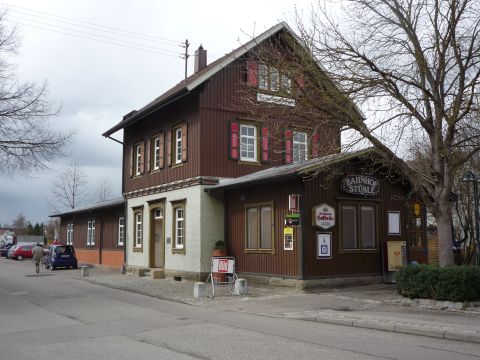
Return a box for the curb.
[287,313,480,344]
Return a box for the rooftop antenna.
[181,39,190,79]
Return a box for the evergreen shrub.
[396,264,480,302]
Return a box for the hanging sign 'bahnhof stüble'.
[341,175,379,196]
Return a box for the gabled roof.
[206,148,375,193]
[49,197,125,218]
[103,22,294,137]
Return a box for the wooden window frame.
[152,136,160,171]
[257,64,291,94]
[239,123,258,163]
[118,217,125,246]
[87,220,96,246]
[339,202,378,253]
[244,201,275,254]
[172,200,186,254]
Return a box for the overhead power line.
[0,2,181,45]
[4,13,181,56]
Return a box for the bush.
[396,264,480,302]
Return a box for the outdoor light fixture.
[461,170,480,266]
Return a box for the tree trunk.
[436,210,454,266]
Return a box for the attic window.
[258,64,291,93]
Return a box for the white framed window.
[270,67,279,91]
[240,124,257,162]
[154,208,163,219]
[153,136,160,170]
[87,220,95,246]
[134,212,142,248]
[118,217,125,246]
[258,64,268,90]
[66,223,73,245]
[174,205,185,250]
[175,127,182,164]
[135,144,142,176]
[293,131,308,163]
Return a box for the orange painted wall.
[101,250,124,267]
[76,249,100,265]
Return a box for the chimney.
[194,45,207,73]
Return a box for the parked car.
[45,245,78,270]
[11,244,34,260]
[7,245,17,259]
[0,243,15,257]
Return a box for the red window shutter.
[129,146,133,177]
[146,138,151,173]
[139,142,145,174]
[261,127,269,163]
[247,61,258,87]
[159,132,165,169]
[181,123,188,162]
[284,130,293,164]
[297,77,305,90]
[311,130,320,158]
[229,122,240,160]
[167,130,172,167]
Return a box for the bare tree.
[242,0,480,266]
[11,213,28,234]
[49,163,88,211]
[44,217,59,241]
[0,11,71,174]
[93,176,113,202]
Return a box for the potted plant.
[212,240,227,257]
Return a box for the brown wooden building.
[207,149,428,285]
[51,198,125,268]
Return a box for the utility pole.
[181,39,190,79]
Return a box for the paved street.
[1,258,480,360]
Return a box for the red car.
[11,244,34,260]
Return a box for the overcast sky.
[0,0,312,226]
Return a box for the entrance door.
[151,208,164,268]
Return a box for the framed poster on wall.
[316,232,332,259]
[388,211,401,235]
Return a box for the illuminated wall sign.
[341,175,379,196]
[312,203,335,229]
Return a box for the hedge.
[396,264,480,302]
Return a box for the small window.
[173,204,185,250]
[134,144,142,176]
[154,209,163,219]
[245,203,274,252]
[87,220,96,246]
[153,136,160,170]
[240,124,258,162]
[118,217,125,246]
[66,223,74,245]
[270,67,279,91]
[175,127,182,164]
[134,211,143,248]
[293,131,308,163]
[258,64,268,90]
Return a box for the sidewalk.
[76,267,480,344]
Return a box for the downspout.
[298,180,306,280]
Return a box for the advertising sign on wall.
[312,203,335,229]
[317,232,332,259]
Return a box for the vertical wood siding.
[225,180,301,277]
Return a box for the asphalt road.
[1,257,480,360]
